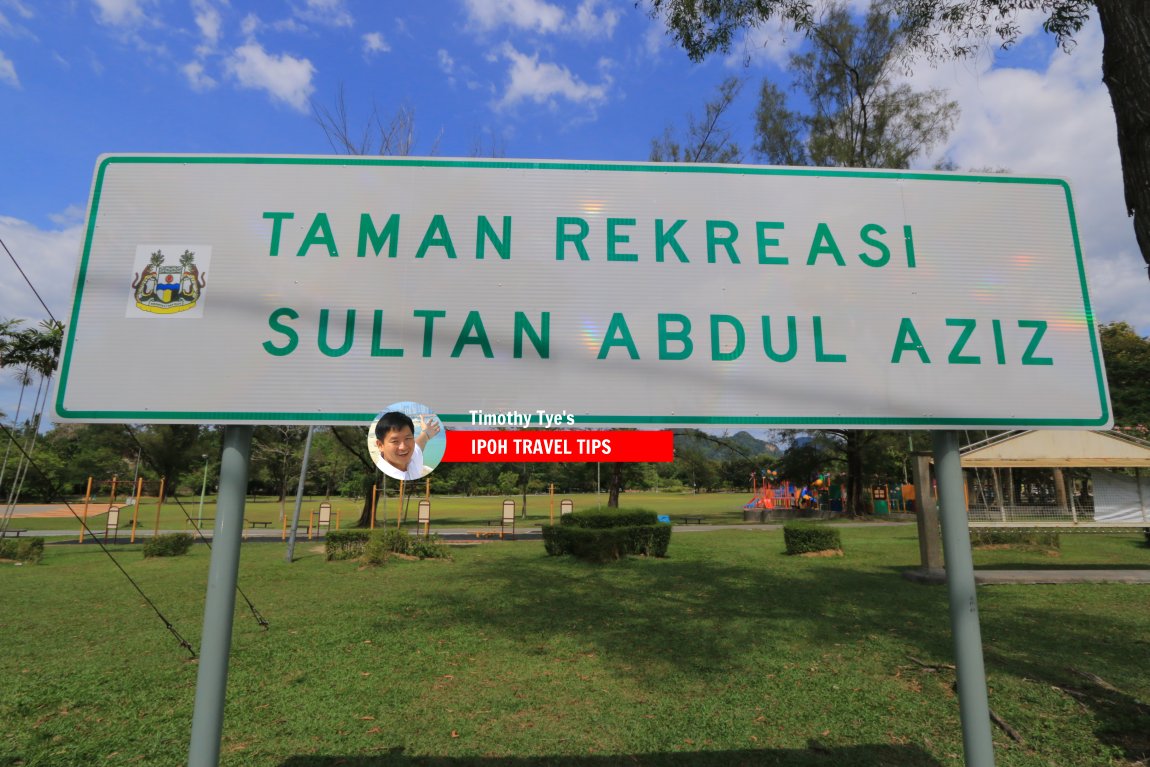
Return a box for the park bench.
[0,528,29,538]
[246,519,272,528]
[681,516,705,524]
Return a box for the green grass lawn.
[2,528,1148,766]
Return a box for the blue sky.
[1,0,1146,422]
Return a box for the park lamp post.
[197,454,209,528]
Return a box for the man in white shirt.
[373,411,441,481]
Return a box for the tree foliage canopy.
[647,0,1150,276]
[650,76,745,163]
[753,2,958,168]
[1099,321,1150,428]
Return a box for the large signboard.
[53,155,1111,428]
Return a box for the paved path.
[5,503,116,518]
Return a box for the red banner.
[442,430,674,463]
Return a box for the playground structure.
[744,470,916,520]
[743,470,834,520]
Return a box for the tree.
[1099,321,1150,428]
[754,6,958,168]
[131,425,213,494]
[747,2,957,514]
[328,425,382,528]
[0,319,64,515]
[651,76,745,163]
[313,85,433,157]
[251,426,310,521]
[648,0,1150,278]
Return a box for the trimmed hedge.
[326,530,372,561]
[970,529,1061,550]
[0,537,45,564]
[783,524,842,555]
[545,508,670,561]
[559,508,659,529]
[143,533,194,558]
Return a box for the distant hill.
[674,429,781,460]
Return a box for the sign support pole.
[188,425,253,767]
[932,431,996,767]
[285,425,315,563]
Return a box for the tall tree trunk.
[608,463,621,508]
[1096,0,1150,276]
[355,467,376,527]
[845,431,866,516]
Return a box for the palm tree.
[0,319,64,531]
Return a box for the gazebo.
[958,430,1150,527]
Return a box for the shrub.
[0,537,45,564]
[408,535,451,560]
[364,528,410,565]
[325,530,371,561]
[143,533,194,558]
[970,529,1060,550]
[545,508,671,561]
[363,529,451,565]
[620,524,672,557]
[783,524,842,555]
[542,525,570,556]
[565,527,623,562]
[560,508,659,529]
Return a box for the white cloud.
[293,0,354,28]
[47,205,86,228]
[904,18,1148,334]
[3,0,35,21]
[643,20,666,58]
[463,0,620,38]
[0,214,83,421]
[240,13,260,37]
[363,31,389,55]
[91,0,153,27]
[438,48,455,74]
[191,0,222,45]
[0,2,36,39]
[0,215,81,325]
[725,17,803,68]
[226,42,315,112]
[463,0,564,34]
[496,43,610,110]
[271,17,307,33]
[569,0,619,38]
[183,59,216,91]
[0,49,18,87]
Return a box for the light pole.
[198,454,209,528]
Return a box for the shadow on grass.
[278,743,942,766]
[398,544,1149,764]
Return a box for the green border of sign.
[55,154,1110,427]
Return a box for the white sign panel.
[54,155,1111,428]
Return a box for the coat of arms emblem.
[131,248,207,314]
